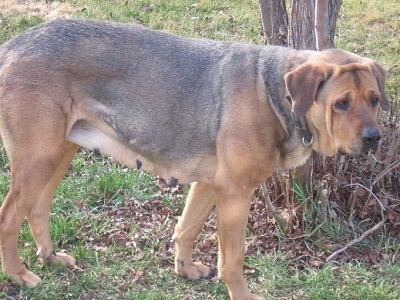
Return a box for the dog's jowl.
[0,19,389,300]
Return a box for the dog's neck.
[262,72,313,167]
[259,46,315,167]
[288,97,313,147]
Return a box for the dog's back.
[0,19,229,163]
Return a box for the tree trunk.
[259,0,288,46]
[289,0,316,49]
[259,0,342,50]
[258,0,273,44]
[315,0,343,50]
[315,0,330,50]
[327,0,343,47]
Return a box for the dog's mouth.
[361,143,380,155]
[338,139,380,156]
[338,148,347,155]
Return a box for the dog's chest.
[280,143,313,169]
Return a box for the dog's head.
[284,49,390,156]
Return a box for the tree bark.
[327,0,343,47]
[315,0,329,50]
[258,0,273,44]
[259,0,342,50]
[289,0,316,50]
[259,0,288,46]
[315,0,343,50]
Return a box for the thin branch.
[372,159,400,187]
[326,219,385,261]
[261,182,287,230]
[342,182,385,211]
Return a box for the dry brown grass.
[0,0,74,19]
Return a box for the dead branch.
[261,182,287,230]
[372,160,400,187]
[326,219,385,261]
[342,182,385,211]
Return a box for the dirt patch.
[0,0,75,19]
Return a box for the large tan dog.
[0,19,389,299]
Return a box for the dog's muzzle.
[361,126,381,153]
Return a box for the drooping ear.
[370,62,390,111]
[284,62,333,117]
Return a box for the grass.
[336,0,400,111]
[0,0,400,299]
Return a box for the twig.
[342,182,385,211]
[372,159,400,187]
[326,219,385,261]
[261,182,287,230]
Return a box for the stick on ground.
[326,219,385,261]
[261,182,287,230]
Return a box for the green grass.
[1,0,400,299]
[336,1,400,112]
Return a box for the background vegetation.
[0,0,399,299]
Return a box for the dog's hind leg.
[25,142,78,268]
[173,182,215,279]
[0,198,41,288]
[0,102,77,287]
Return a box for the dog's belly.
[67,119,217,185]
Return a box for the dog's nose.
[362,126,381,146]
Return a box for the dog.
[0,19,389,300]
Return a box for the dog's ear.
[370,62,390,111]
[284,62,333,117]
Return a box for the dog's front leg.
[173,182,215,279]
[215,188,265,300]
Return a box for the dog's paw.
[44,251,76,267]
[12,269,41,288]
[249,294,265,300]
[175,260,210,280]
[230,293,265,300]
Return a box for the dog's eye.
[334,99,349,111]
[371,97,380,108]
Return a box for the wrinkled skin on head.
[285,55,389,157]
